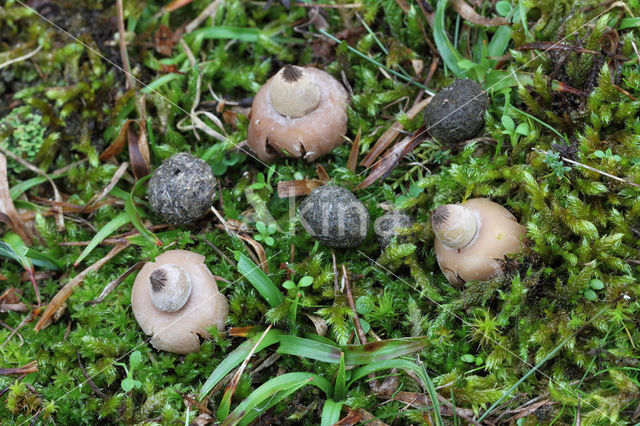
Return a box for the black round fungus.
[299,185,369,248]
[374,211,414,248]
[148,153,216,225]
[423,79,489,144]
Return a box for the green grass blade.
[10,172,67,200]
[348,358,428,388]
[334,353,347,401]
[343,337,429,365]
[420,363,443,426]
[321,399,343,426]
[26,248,63,270]
[234,252,283,307]
[277,336,343,363]
[619,17,640,30]
[433,0,465,77]
[141,73,184,94]
[222,372,332,426]
[125,175,162,247]
[74,212,130,266]
[199,329,284,398]
[487,26,512,59]
[278,336,429,365]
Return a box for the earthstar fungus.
[431,198,526,286]
[131,250,228,354]
[247,65,349,162]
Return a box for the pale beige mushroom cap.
[247,66,349,163]
[433,198,526,286]
[131,250,228,354]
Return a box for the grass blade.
[235,252,283,307]
[74,212,130,266]
[124,175,162,247]
[434,0,465,77]
[334,352,347,401]
[321,399,343,426]
[199,329,284,398]
[10,172,67,200]
[278,336,342,363]
[222,372,332,426]
[278,336,429,365]
[348,358,428,388]
[421,363,443,426]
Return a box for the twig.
[76,351,107,399]
[342,265,366,345]
[116,0,134,90]
[533,148,640,189]
[185,0,223,34]
[0,44,42,70]
[85,259,147,305]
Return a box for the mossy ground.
[1,0,639,424]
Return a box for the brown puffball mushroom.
[247,65,349,163]
[431,198,526,286]
[131,250,228,354]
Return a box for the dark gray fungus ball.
[423,79,489,144]
[374,211,414,248]
[148,153,216,225]
[299,185,369,248]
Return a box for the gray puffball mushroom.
[148,153,216,225]
[374,211,414,248]
[423,79,489,145]
[299,185,369,248]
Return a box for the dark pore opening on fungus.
[282,64,302,82]
[430,205,449,227]
[149,269,167,292]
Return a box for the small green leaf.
[501,115,515,131]
[125,175,162,247]
[264,236,275,246]
[282,280,296,290]
[129,351,142,370]
[121,377,141,392]
[267,223,277,234]
[321,399,343,426]
[256,221,266,234]
[495,0,512,17]
[515,122,529,135]
[584,289,597,301]
[589,279,604,290]
[461,354,475,363]
[298,276,313,288]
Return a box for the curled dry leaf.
[304,313,328,336]
[0,153,34,245]
[355,126,428,190]
[237,234,269,274]
[99,118,150,180]
[84,162,129,212]
[451,0,508,27]
[360,97,431,167]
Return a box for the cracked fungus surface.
[148,153,216,225]
[299,185,370,248]
[423,78,489,144]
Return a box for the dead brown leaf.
[451,0,509,26]
[347,127,361,173]
[0,360,38,376]
[154,24,182,56]
[0,153,34,245]
[360,97,431,167]
[237,234,269,274]
[336,408,388,426]
[34,244,130,332]
[277,180,326,198]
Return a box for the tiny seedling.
[249,165,276,193]
[592,148,621,163]
[461,353,484,366]
[582,279,605,302]
[114,351,143,392]
[283,276,313,328]
[254,221,277,247]
[543,150,571,179]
